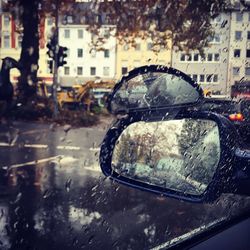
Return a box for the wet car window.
[0,0,250,249]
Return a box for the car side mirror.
[100,111,245,202]
[100,65,250,202]
[107,65,204,114]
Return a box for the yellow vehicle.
[57,80,115,110]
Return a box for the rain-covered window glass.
[4,35,10,48]
[234,49,241,58]
[64,66,70,75]
[235,31,242,41]
[90,67,96,76]
[233,67,240,75]
[77,48,83,58]
[236,12,243,22]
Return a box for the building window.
[17,35,22,48]
[90,67,96,76]
[122,67,128,75]
[90,49,96,58]
[77,67,83,75]
[135,43,141,51]
[234,49,241,58]
[236,12,243,22]
[248,31,250,40]
[64,29,70,38]
[104,49,110,58]
[103,29,110,39]
[186,54,192,61]
[180,54,185,61]
[77,49,83,58]
[233,67,240,76]
[206,75,213,82]
[200,74,205,82]
[123,44,129,51]
[245,67,250,76]
[213,74,218,82]
[78,29,84,39]
[215,15,221,23]
[208,34,220,43]
[192,74,198,82]
[207,53,213,62]
[193,54,199,61]
[214,34,221,43]
[246,49,250,58]
[4,35,10,48]
[214,53,220,61]
[64,67,70,75]
[47,18,53,26]
[235,31,242,41]
[147,43,153,50]
[103,67,110,76]
[4,15,10,27]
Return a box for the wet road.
[0,119,250,250]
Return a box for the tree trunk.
[18,0,39,102]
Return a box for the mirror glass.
[110,70,200,113]
[112,119,220,196]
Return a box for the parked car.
[200,97,250,146]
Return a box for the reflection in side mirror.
[108,66,203,114]
[112,119,221,196]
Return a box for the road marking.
[0,142,13,147]
[24,144,48,149]
[84,165,101,172]
[57,145,81,150]
[0,142,81,151]
[6,155,63,170]
[89,147,100,151]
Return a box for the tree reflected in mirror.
[112,119,221,195]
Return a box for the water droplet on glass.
[65,179,72,192]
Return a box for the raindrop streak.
[65,179,72,192]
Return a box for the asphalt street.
[0,118,249,250]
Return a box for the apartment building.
[172,13,231,95]
[58,25,116,86]
[228,10,250,87]
[116,38,172,80]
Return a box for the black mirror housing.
[100,110,240,203]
